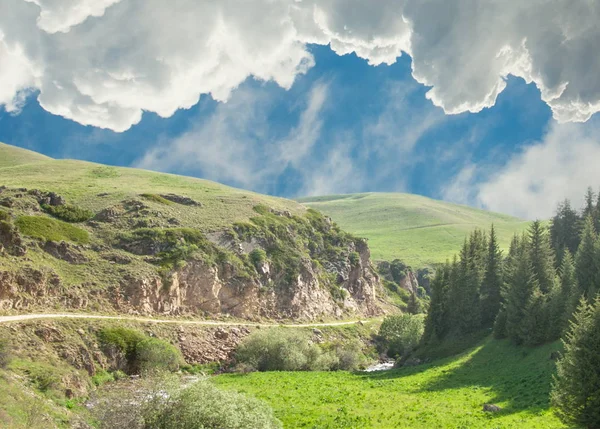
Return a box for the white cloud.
[1,0,600,130]
[444,121,600,219]
[136,82,330,193]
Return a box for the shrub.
[249,248,267,270]
[135,338,183,374]
[378,314,425,358]
[93,376,282,429]
[15,215,89,244]
[552,297,600,429]
[41,204,93,223]
[147,379,282,429]
[0,209,10,222]
[349,251,360,266]
[97,328,183,375]
[97,327,146,373]
[324,340,367,371]
[236,329,324,372]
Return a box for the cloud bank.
[1,0,600,131]
[444,121,600,220]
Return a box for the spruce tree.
[575,216,599,300]
[503,236,537,344]
[422,263,450,344]
[594,190,600,234]
[550,199,581,266]
[522,285,548,346]
[551,297,600,429]
[557,250,579,333]
[582,187,596,220]
[528,220,557,295]
[480,225,503,328]
[452,234,482,334]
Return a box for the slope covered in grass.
[0,143,304,232]
[0,142,52,169]
[299,193,531,267]
[215,338,565,428]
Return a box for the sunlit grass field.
[215,338,566,429]
[299,194,532,267]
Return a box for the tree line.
[423,186,600,348]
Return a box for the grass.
[0,142,51,169]
[15,216,90,244]
[299,193,532,267]
[214,338,566,428]
[0,143,305,233]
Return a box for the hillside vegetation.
[216,337,565,428]
[299,193,531,267]
[0,142,383,320]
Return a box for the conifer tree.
[451,235,482,334]
[594,190,600,234]
[480,225,503,328]
[522,285,548,345]
[422,263,450,344]
[557,250,579,333]
[550,199,581,266]
[582,187,596,220]
[575,216,599,300]
[551,297,600,429]
[503,236,537,344]
[528,220,557,294]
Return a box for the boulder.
[483,404,502,413]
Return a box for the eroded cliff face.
[0,187,383,320]
[116,239,380,320]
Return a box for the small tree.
[378,314,424,358]
[551,297,600,428]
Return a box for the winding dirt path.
[0,313,373,327]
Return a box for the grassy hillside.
[299,193,531,267]
[0,143,51,169]
[215,337,565,428]
[0,142,304,232]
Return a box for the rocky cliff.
[0,186,383,320]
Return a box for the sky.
[1,0,600,220]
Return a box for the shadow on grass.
[356,337,563,419]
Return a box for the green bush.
[146,380,282,429]
[378,314,425,358]
[93,376,282,429]
[97,328,182,375]
[349,251,360,266]
[41,204,93,223]
[0,209,10,222]
[15,215,89,244]
[135,338,183,374]
[97,327,146,373]
[236,329,328,372]
[249,248,268,270]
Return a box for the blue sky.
[1,0,600,219]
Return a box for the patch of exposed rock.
[0,221,27,256]
[160,194,201,206]
[43,241,88,264]
[0,268,89,311]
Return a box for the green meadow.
[215,338,565,429]
[299,193,532,267]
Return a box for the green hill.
[299,193,532,267]
[0,142,383,321]
[0,142,304,232]
[0,142,52,169]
